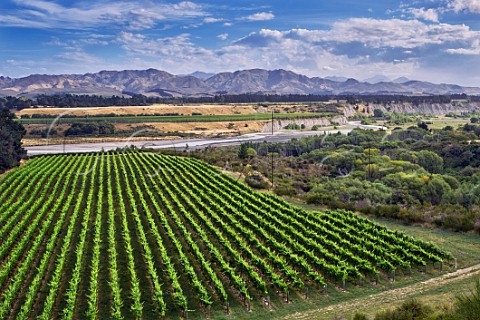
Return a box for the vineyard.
[17,112,335,125]
[0,152,452,319]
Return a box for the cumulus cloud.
[410,8,439,22]
[450,0,480,13]
[234,18,480,52]
[217,33,229,40]
[115,23,421,80]
[112,17,480,82]
[447,38,480,55]
[241,12,275,21]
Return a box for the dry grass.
[17,104,259,117]
[139,120,267,134]
[22,121,268,146]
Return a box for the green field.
[0,152,453,319]
[17,112,337,125]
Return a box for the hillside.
[0,152,451,319]
[2,68,480,97]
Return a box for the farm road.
[281,263,480,319]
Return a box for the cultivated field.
[0,152,452,319]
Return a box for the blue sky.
[1,0,480,86]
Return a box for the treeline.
[0,96,33,110]
[1,93,480,109]
[344,94,478,105]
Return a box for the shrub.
[284,123,301,130]
[353,313,368,320]
[455,279,480,320]
[374,299,432,320]
[245,175,269,189]
[434,213,476,232]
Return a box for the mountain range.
[1,68,479,97]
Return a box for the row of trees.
[2,93,480,109]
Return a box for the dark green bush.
[353,313,368,320]
[455,279,480,320]
[245,175,269,189]
[374,299,432,320]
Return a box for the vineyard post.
[304,287,308,299]
[440,261,443,272]
[247,298,251,312]
[375,273,379,285]
[454,258,457,271]
[392,270,395,282]
[342,278,346,289]
[267,295,271,309]
[323,284,327,295]
[207,305,211,319]
[226,301,230,315]
[286,290,290,303]
[358,275,362,286]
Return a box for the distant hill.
[184,71,215,80]
[1,68,479,97]
[364,75,391,84]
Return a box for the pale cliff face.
[342,102,480,117]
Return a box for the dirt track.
[281,263,480,319]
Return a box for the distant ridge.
[1,68,479,97]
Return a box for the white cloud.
[4,0,207,30]
[112,17,480,83]
[234,18,480,50]
[447,38,480,54]
[447,47,480,54]
[217,33,229,40]
[55,50,101,64]
[223,22,233,27]
[203,17,223,23]
[410,8,439,22]
[114,25,420,81]
[450,0,480,13]
[241,12,275,21]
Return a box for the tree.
[416,150,444,174]
[417,121,429,131]
[423,175,452,205]
[238,143,249,159]
[0,108,26,173]
[373,109,386,118]
[246,147,257,159]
